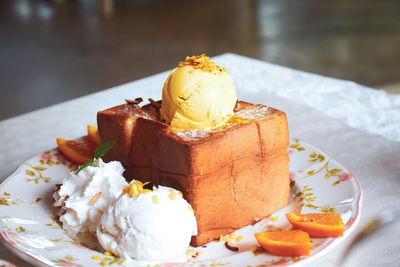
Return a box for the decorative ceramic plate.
[0,138,362,267]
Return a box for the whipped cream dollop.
[53,159,127,244]
[97,181,197,262]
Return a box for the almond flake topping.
[89,192,102,205]
[169,189,177,200]
[178,54,226,74]
[122,181,152,198]
[219,232,237,242]
[152,195,159,204]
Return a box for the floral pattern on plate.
[0,138,362,267]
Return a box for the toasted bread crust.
[98,100,290,246]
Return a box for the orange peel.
[286,213,344,238]
[56,136,96,165]
[254,230,311,257]
[87,125,101,146]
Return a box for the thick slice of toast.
[97,101,290,246]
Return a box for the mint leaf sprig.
[76,141,116,174]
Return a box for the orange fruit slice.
[286,213,344,238]
[255,230,311,256]
[56,136,96,165]
[87,125,101,146]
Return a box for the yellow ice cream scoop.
[160,55,237,131]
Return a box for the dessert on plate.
[97,55,290,246]
[53,54,348,264]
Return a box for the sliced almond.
[125,98,143,105]
[89,192,102,205]
[148,98,161,108]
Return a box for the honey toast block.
[97,101,290,246]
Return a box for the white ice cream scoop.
[97,181,197,262]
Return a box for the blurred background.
[1,0,399,121]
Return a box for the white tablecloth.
[1,53,399,266]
